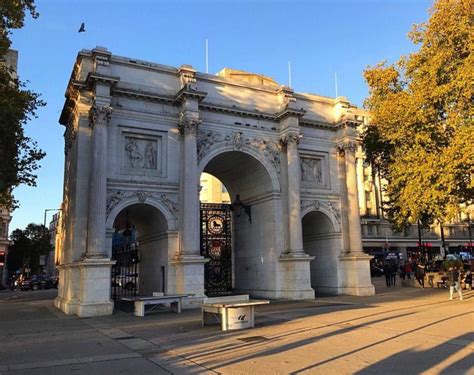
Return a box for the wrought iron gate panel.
[200,203,232,296]
[111,241,139,302]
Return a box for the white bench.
[202,295,269,331]
[122,293,193,317]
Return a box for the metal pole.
[417,220,423,261]
[468,213,473,256]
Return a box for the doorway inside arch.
[200,173,233,296]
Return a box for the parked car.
[14,275,55,291]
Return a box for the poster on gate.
[227,306,254,330]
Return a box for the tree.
[0,0,45,210]
[7,223,52,274]
[362,0,473,230]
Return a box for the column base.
[339,252,375,296]
[55,258,116,317]
[276,254,315,299]
[171,255,209,307]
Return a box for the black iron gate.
[111,241,139,301]
[200,203,232,296]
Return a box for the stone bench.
[122,293,194,317]
[202,294,270,331]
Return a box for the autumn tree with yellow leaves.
[363,0,473,230]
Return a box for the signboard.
[227,306,254,330]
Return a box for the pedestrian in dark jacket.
[383,262,391,287]
[448,267,463,300]
[390,261,398,287]
[416,262,426,288]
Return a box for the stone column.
[85,105,112,258]
[179,112,201,258]
[338,141,374,296]
[356,150,367,216]
[280,132,305,255]
[340,142,364,253]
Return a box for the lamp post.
[43,208,62,229]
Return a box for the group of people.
[382,260,399,287]
[377,258,473,298]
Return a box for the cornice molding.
[85,72,120,88]
[174,87,207,104]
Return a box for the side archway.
[109,202,170,299]
[302,210,341,295]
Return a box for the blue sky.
[9,0,433,232]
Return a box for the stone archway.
[302,210,341,295]
[200,150,281,297]
[111,203,169,298]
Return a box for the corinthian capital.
[279,132,301,151]
[337,142,357,157]
[89,105,113,127]
[178,113,201,136]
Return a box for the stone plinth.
[276,254,315,299]
[339,252,375,296]
[55,259,115,317]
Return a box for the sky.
[8,0,433,233]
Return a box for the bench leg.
[170,301,182,313]
[135,301,145,317]
[221,308,228,331]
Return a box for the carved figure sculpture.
[144,141,157,169]
[301,158,322,183]
[125,138,143,168]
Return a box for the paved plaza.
[0,279,472,374]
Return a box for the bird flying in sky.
[78,23,86,33]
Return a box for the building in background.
[199,173,230,203]
[0,208,12,286]
[42,212,61,276]
[358,160,473,261]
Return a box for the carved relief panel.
[300,154,329,189]
[119,128,166,177]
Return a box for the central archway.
[200,150,281,297]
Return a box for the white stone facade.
[56,46,374,317]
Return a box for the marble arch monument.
[55,47,374,317]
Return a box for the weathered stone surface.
[57,47,373,317]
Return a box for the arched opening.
[302,211,339,295]
[200,151,278,296]
[111,203,168,301]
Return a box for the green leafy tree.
[0,0,45,210]
[7,223,52,274]
[363,0,473,230]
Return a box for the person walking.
[383,262,391,287]
[405,261,413,280]
[448,266,463,300]
[416,262,426,288]
[390,261,398,287]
